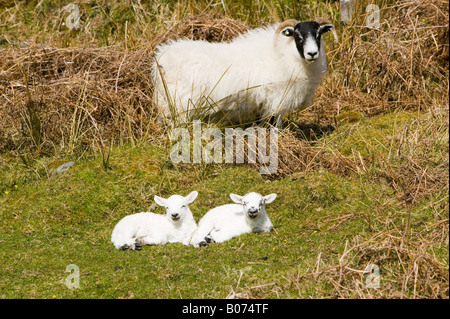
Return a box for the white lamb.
[191,192,276,248]
[111,191,198,250]
[152,19,334,126]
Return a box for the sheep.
[111,191,198,250]
[191,192,277,248]
[152,19,334,126]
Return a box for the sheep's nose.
[248,208,258,217]
[306,51,318,59]
[171,213,180,220]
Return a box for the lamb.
[152,19,334,126]
[191,192,277,248]
[111,191,199,250]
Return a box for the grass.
[0,0,448,298]
[0,111,448,298]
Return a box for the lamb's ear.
[184,191,198,204]
[263,193,277,204]
[281,27,295,37]
[230,193,243,204]
[154,195,167,207]
[318,24,334,36]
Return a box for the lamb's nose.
[307,51,318,58]
[172,213,179,218]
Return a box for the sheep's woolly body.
[111,212,197,249]
[153,23,329,124]
[192,204,273,246]
[111,192,199,250]
[191,193,275,247]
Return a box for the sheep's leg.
[137,234,167,246]
[205,235,215,243]
[260,115,284,129]
[273,115,283,129]
[209,229,234,244]
[191,223,215,247]
[119,241,141,251]
[196,235,215,247]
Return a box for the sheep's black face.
[282,21,334,62]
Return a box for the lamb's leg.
[137,234,167,246]
[119,241,141,251]
[208,229,233,244]
[205,235,215,243]
[198,235,215,247]
[191,223,215,248]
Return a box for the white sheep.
[191,192,276,248]
[111,191,198,250]
[152,20,334,126]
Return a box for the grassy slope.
[0,111,447,298]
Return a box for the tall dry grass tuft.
[0,14,250,156]
[0,45,160,155]
[306,0,449,126]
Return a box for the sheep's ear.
[184,191,198,204]
[154,195,167,206]
[263,193,277,204]
[230,193,243,204]
[281,27,295,37]
[318,24,334,36]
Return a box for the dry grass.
[0,13,251,157]
[0,45,158,155]
[153,13,249,45]
[234,222,449,298]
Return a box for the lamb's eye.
[181,205,186,208]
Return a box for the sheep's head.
[275,19,334,62]
[230,192,277,220]
[154,191,198,223]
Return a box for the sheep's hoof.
[199,241,208,247]
[134,243,143,250]
[120,244,130,251]
[205,236,215,244]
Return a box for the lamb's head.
[154,191,198,223]
[274,19,334,62]
[230,192,277,220]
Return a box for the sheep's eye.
[181,205,186,208]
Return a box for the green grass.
[1,111,447,298]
